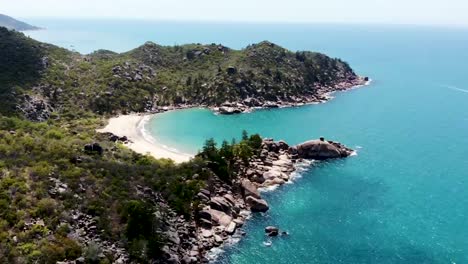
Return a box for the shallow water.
[25,19,468,263]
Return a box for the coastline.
[97,113,193,163]
[95,79,369,263]
[96,78,371,164]
[196,138,354,263]
[211,77,371,115]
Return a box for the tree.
[124,200,165,261]
[202,138,217,154]
[233,141,253,164]
[125,200,153,241]
[241,130,249,141]
[248,134,263,150]
[219,140,233,161]
[186,76,192,86]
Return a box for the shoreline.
[97,78,371,164]
[97,113,193,163]
[211,77,371,115]
[95,79,369,262]
[196,138,354,263]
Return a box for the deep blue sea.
[24,18,468,263]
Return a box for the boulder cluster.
[134,185,201,264]
[66,138,353,263]
[212,76,369,115]
[63,210,129,264]
[177,138,354,263]
[18,94,54,122]
[111,61,156,82]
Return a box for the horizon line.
[17,15,468,29]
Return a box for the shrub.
[36,198,57,218]
[45,129,64,140]
[84,242,101,264]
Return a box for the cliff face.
[0,28,366,119]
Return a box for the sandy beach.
[97,114,193,163]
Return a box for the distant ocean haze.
[25,18,468,263]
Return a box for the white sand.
[97,114,193,163]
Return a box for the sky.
[1,0,468,27]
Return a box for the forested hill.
[0,27,363,263]
[0,27,364,120]
[0,14,40,31]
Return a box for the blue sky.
[2,0,467,26]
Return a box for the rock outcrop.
[212,76,369,115]
[246,196,269,212]
[18,94,54,122]
[291,138,354,160]
[185,138,354,262]
[265,226,279,236]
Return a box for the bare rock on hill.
[18,94,54,121]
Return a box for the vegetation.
[0,113,264,262]
[0,27,358,119]
[197,130,263,183]
[0,26,360,263]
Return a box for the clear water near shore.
[24,19,468,263]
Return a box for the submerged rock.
[265,226,279,236]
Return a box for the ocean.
[24,18,468,263]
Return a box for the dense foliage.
[197,130,263,183]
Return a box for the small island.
[0,14,41,31]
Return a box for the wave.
[288,159,315,182]
[442,85,468,94]
[257,159,315,194]
[323,78,373,100]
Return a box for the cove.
[145,26,468,263]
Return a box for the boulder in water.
[265,226,279,236]
[246,196,269,212]
[290,139,353,160]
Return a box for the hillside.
[0,28,366,120]
[0,14,40,31]
[0,27,363,263]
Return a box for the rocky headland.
[152,137,354,263]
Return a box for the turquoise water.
[24,19,468,263]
